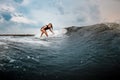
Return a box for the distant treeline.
[0,34,35,36]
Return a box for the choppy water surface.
[0,28,120,80]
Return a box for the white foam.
[7,37,51,47]
[0,29,67,47]
[0,42,6,45]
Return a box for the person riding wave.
[40,23,54,37]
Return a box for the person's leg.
[44,31,48,37]
[40,32,44,37]
[41,29,48,37]
[40,29,44,37]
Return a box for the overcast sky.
[0,0,120,33]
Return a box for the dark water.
[0,28,120,80]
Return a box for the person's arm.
[49,28,54,34]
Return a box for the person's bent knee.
[41,29,44,32]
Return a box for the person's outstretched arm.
[49,28,54,34]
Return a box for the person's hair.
[49,23,53,29]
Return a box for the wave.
[0,29,67,47]
[0,42,6,45]
[65,23,120,36]
[1,23,120,80]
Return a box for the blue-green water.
[0,27,120,80]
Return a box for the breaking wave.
[0,23,120,80]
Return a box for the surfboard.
[34,37,48,41]
[40,38,48,41]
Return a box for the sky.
[0,0,120,33]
